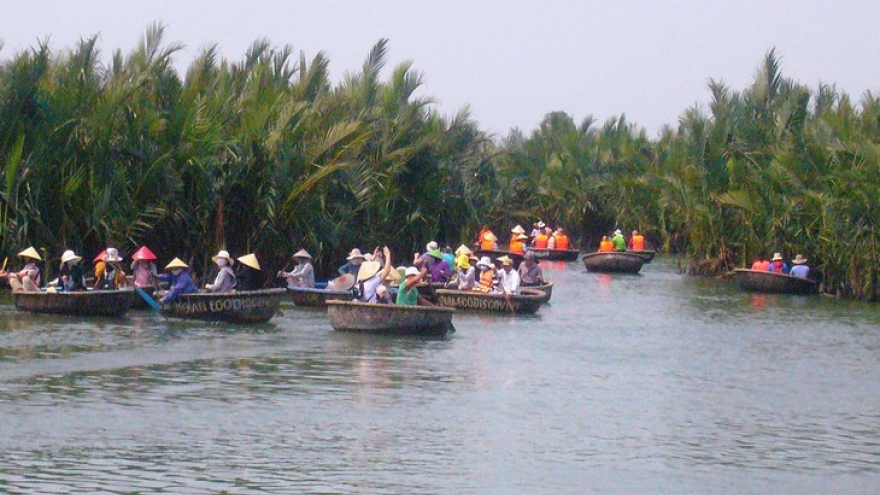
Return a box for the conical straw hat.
[132,246,157,261]
[356,260,382,282]
[165,257,189,270]
[455,244,473,256]
[17,247,41,261]
[292,249,312,259]
[237,253,261,270]
[329,273,356,291]
[511,225,526,234]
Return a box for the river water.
[0,257,878,494]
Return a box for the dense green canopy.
[0,28,877,299]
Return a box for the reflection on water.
[1,258,878,494]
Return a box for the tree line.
[0,26,877,299]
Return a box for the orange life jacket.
[598,240,614,252]
[631,235,645,251]
[481,239,497,250]
[534,234,548,249]
[509,240,525,254]
[476,269,495,291]
[554,235,569,250]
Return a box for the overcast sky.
[2,1,878,137]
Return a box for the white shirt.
[497,267,521,295]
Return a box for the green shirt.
[396,283,419,306]
[612,234,627,251]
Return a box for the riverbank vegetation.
[0,27,877,299]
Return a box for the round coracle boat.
[582,252,645,274]
[13,288,132,317]
[285,286,354,307]
[733,269,818,295]
[433,287,546,314]
[523,281,553,303]
[627,249,656,264]
[161,288,285,323]
[526,248,579,262]
[326,300,456,336]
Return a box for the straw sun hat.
[165,258,189,270]
[771,252,784,261]
[237,253,261,270]
[104,248,123,263]
[60,249,82,266]
[17,246,42,261]
[792,254,808,265]
[356,260,382,282]
[211,250,233,265]
[347,248,365,260]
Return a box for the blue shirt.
[768,261,790,274]
[789,264,810,279]
[158,270,198,303]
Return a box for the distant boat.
[161,288,285,323]
[627,249,656,263]
[526,248,580,262]
[582,252,645,274]
[286,286,354,307]
[326,300,456,336]
[433,287,546,314]
[733,269,818,295]
[13,289,131,317]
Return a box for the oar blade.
[134,286,163,314]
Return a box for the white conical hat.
[237,253,261,270]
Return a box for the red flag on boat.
[132,246,157,261]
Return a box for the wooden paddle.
[134,285,164,316]
[1,256,7,272]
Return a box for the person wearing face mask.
[58,249,86,291]
[338,248,366,276]
[205,249,236,293]
[96,248,126,290]
[277,249,315,288]
[474,256,496,292]
[158,258,198,304]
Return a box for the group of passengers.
[597,229,646,253]
[750,252,811,279]
[477,222,570,255]
[0,246,265,304]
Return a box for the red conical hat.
[132,246,157,261]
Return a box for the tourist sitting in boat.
[356,246,392,303]
[551,227,570,250]
[130,246,159,288]
[396,266,435,306]
[58,249,86,292]
[532,227,549,248]
[235,253,262,291]
[496,256,521,296]
[447,252,476,290]
[768,252,790,274]
[96,248,126,290]
[509,233,528,255]
[205,249,236,292]
[92,249,107,289]
[628,230,646,251]
[158,258,198,304]
[420,248,451,283]
[338,248,365,276]
[598,236,614,252]
[278,249,315,289]
[518,251,545,287]
[509,225,526,251]
[750,253,770,271]
[413,241,439,268]
[1,247,42,292]
[474,256,496,292]
[789,254,810,279]
[530,221,545,239]
[480,231,498,250]
[611,229,627,252]
[441,245,456,272]
[454,244,473,268]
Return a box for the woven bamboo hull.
[627,249,656,263]
[13,289,131,317]
[733,269,818,295]
[162,288,285,323]
[527,248,580,261]
[582,252,645,273]
[433,288,545,314]
[326,300,455,335]
[286,287,354,307]
[524,282,553,302]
